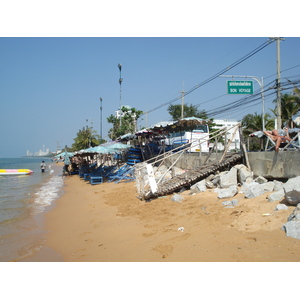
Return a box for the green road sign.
[227,80,253,94]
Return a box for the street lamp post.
[118,63,123,126]
[100,97,103,143]
[220,75,266,131]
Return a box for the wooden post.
[238,125,251,170]
[219,125,239,163]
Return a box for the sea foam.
[33,174,64,213]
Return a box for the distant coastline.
[22,155,54,159]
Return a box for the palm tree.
[242,112,274,151]
[242,112,274,134]
[71,127,100,151]
[272,93,300,128]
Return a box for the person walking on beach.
[40,161,46,173]
[63,155,71,176]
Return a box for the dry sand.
[31,173,300,262]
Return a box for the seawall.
[164,151,300,179]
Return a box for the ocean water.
[0,157,64,262]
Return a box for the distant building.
[26,146,51,157]
[115,105,133,119]
[212,119,241,151]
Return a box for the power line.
[205,77,300,118]
[143,38,275,115]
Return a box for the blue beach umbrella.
[91,145,113,154]
[55,151,74,158]
[81,145,113,154]
[107,142,131,150]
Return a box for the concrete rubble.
[282,203,300,240]
[283,176,300,205]
[156,163,300,240]
[174,164,300,240]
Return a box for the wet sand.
[26,173,300,262]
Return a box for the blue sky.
[0,4,299,157]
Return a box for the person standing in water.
[40,161,46,173]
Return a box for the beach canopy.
[107,142,131,150]
[55,151,74,158]
[149,117,210,133]
[117,117,211,141]
[78,145,115,154]
[77,142,131,154]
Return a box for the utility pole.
[100,97,103,143]
[275,37,284,129]
[179,81,185,119]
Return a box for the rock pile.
[177,164,300,240]
[150,162,300,240]
[188,164,300,206]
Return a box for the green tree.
[71,127,100,151]
[107,106,143,140]
[242,112,274,134]
[271,93,300,128]
[167,103,208,121]
[241,112,274,151]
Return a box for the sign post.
[227,80,253,95]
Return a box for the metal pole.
[118,63,123,127]
[179,81,185,119]
[261,77,265,131]
[276,38,282,129]
[100,97,102,143]
[179,90,185,119]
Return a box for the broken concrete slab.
[254,175,268,184]
[234,164,253,184]
[283,176,300,206]
[242,182,265,199]
[282,221,300,240]
[219,167,237,188]
[268,190,285,202]
[217,185,238,199]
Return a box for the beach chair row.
[79,164,135,185]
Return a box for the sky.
[0,3,299,158]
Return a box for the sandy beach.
[24,170,300,262]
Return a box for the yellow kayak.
[0,169,34,175]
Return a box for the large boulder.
[254,175,268,184]
[268,190,285,202]
[275,204,288,210]
[242,182,265,199]
[261,181,275,193]
[191,179,207,192]
[282,221,300,240]
[219,167,237,188]
[273,180,284,192]
[287,203,300,221]
[283,176,300,205]
[234,164,253,184]
[217,185,238,199]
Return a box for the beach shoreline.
[20,171,300,262]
